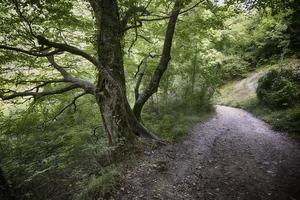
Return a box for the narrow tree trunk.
[133,1,182,120]
[191,54,197,95]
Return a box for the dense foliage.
[0,1,219,199]
[0,0,299,199]
[212,0,300,135]
[257,68,300,108]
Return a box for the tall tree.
[0,0,203,144]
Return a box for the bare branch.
[135,63,147,101]
[12,0,36,37]
[0,79,69,97]
[121,0,152,31]
[46,56,71,80]
[0,78,66,85]
[128,22,139,54]
[17,79,66,84]
[122,20,143,32]
[47,56,96,94]
[137,34,152,43]
[0,84,80,101]
[139,0,204,22]
[0,41,99,68]
[36,35,100,66]
[0,45,62,57]
[17,79,67,85]
[23,81,65,93]
[134,54,160,78]
[134,54,160,100]
[52,92,87,121]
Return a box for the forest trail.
[215,70,266,105]
[115,106,300,200]
[233,71,265,97]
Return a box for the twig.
[139,0,204,22]
[51,92,87,121]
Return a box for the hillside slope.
[215,58,300,135]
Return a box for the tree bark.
[90,0,159,144]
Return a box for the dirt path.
[115,106,300,200]
[233,71,265,96]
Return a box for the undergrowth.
[234,98,300,136]
[143,100,215,143]
[0,95,214,200]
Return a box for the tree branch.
[0,42,97,95]
[121,0,152,31]
[0,45,62,57]
[36,35,100,66]
[46,56,72,80]
[12,0,36,37]
[52,92,87,121]
[134,54,160,78]
[0,79,69,97]
[0,84,80,101]
[137,34,152,43]
[133,1,183,118]
[22,80,66,93]
[134,54,160,101]
[122,21,143,32]
[0,78,66,85]
[46,56,96,94]
[139,0,203,22]
[1,1,100,69]
[128,20,139,54]
[135,63,147,101]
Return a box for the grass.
[77,166,122,200]
[233,98,300,136]
[143,102,215,143]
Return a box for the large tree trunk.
[93,0,134,144]
[90,0,159,144]
[94,78,160,144]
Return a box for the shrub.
[77,167,121,200]
[221,56,249,80]
[281,104,300,133]
[256,68,300,109]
